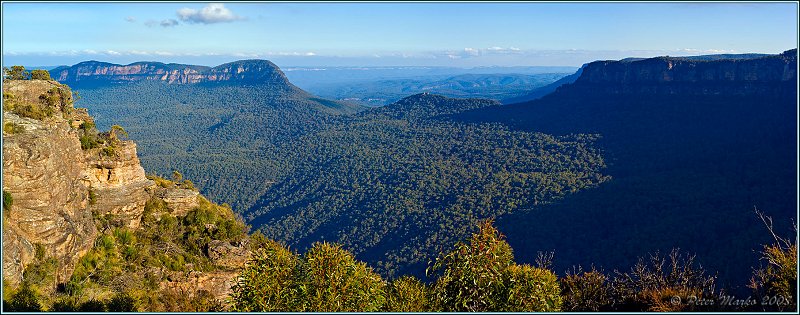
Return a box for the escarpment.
[50,59,293,86]
[2,79,157,284]
[563,49,797,96]
[2,79,250,302]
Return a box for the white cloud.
[463,47,480,56]
[177,3,244,24]
[125,16,136,23]
[160,19,179,27]
[487,46,504,51]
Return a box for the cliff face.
[565,49,797,96]
[3,79,252,304]
[2,79,154,284]
[50,59,292,86]
[2,107,96,285]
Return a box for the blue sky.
[2,2,797,67]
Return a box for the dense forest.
[72,79,610,280]
[74,80,360,211]
[246,93,608,278]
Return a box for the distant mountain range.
[48,50,797,290]
[306,72,570,106]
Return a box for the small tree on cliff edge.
[30,70,51,80]
[3,66,30,80]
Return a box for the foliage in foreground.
[3,207,795,312]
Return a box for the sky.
[2,2,798,68]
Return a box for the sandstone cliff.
[50,59,292,86]
[2,79,158,284]
[2,79,250,303]
[565,49,797,96]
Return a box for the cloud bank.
[176,3,244,24]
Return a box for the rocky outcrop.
[3,79,252,304]
[565,49,797,96]
[155,187,200,217]
[2,80,154,284]
[84,141,155,229]
[2,109,96,285]
[50,59,293,86]
[207,239,251,269]
[160,269,241,301]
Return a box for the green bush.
[51,297,79,311]
[30,69,51,80]
[428,220,514,311]
[231,241,386,312]
[3,65,30,80]
[106,292,139,312]
[229,240,303,312]
[503,264,562,312]
[79,134,100,150]
[101,146,116,157]
[88,189,97,205]
[78,299,107,312]
[3,122,24,134]
[2,190,12,210]
[428,220,562,312]
[297,242,386,312]
[384,276,429,312]
[11,102,52,120]
[5,284,42,311]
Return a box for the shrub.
[231,241,386,312]
[297,242,386,312]
[5,283,42,311]
[77,299,107,312]
[51,297,79,311]
[610,249,717,312]
[384,276,429,312]
[30,69,51,80]
[106,292,139,312]
[428,220,563,312]
[3,122,24,134]
[229,240,303,312]
[147,174,175,188]
[2,190,12,210]
[181,179,197,191]
[79,134,100,150]
[503,264,562,312]
[749,210,797,311]
[88,189,97,205]
[4,65,30,80]
[101,145,116,157]
[12,102,52,120]
[561,266,613,311]
[428,220,514,311]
